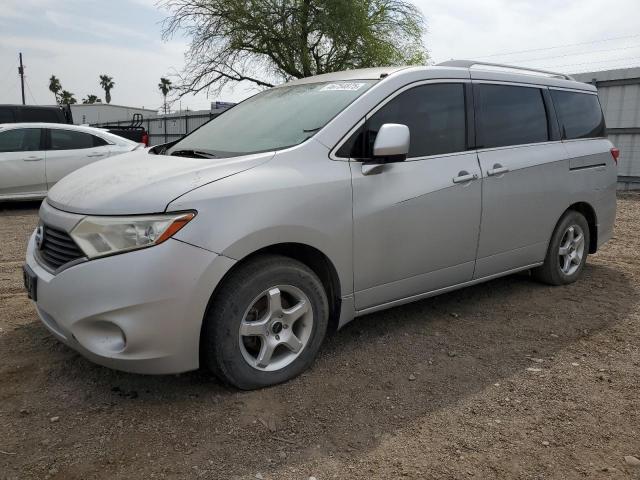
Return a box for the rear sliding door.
[473,82,569,278]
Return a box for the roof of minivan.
[280,66,412,86]
[280,62,596,92]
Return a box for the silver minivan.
[24,61,618,389]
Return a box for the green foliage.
[82,94,102,104]
[158,77,172,97]
[59,90,77,105]
[49,75,62,104]
[99,75,115,104]
[161,0,428,95]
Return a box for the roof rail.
[437,60,574,81]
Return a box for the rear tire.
[533,210,590,286]
[202,254,328,390]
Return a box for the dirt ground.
[1,195,639,480]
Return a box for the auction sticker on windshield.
[320,83,367,91]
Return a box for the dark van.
[0,105,72,125]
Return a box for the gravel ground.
[1,195,639,480]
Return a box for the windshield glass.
[166,80,377,157]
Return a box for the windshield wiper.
[170,149,216,159]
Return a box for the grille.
[39,226,85,270]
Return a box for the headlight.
[70,212,196,259]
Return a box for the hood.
[46,149,274,215]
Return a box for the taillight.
[610,147,620,165]
[142,133,149,146]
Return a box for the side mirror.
[362,123,410,175]
[373,123,410,161]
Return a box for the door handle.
[23,156,43,162]
[87,153,106,158]
[487,164,510,176]
[452,172,478,184]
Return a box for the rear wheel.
[202,255,328,389]
[533,210,590,286]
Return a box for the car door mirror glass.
[372,123,410,162]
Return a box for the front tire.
[202,254,329,390]
[533,210,590,286]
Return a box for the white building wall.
[71,104,157,125]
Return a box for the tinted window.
[0,128,42,152]
[0,108,15,124]
[92,135,108,147]
[550,90,605,139]
[338,83,467,158]
[20,107,63,123]
[477,84,548,148]
[49,130,95,150]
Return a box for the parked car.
[23,61,617,389]
[0,104,72,124]
[0,123,142,200]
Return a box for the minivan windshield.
[166,80,377,157]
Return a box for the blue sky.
[1,0,640,112]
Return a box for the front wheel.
[533,210,590,286]
[201,255,329,389]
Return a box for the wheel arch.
[205,242,343,335]
[567,201,598,254]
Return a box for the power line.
[569,62,640,74]
[24,77,38,105]
[473,33,640,60]
[545,56,640,69]
[0,64,15,85]
[515,44,640,64]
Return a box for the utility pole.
[18,53,26,105]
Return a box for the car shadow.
[1,262,637,478]
[0,199,42,216]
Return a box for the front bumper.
[25,231,235,374]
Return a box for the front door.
[347,82,482,311]
[0,127,46,198]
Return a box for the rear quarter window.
[550,90,606,139]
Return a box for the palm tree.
[99,75,115,104]
[49,75,62,104]
[158,77,172,114]
[59,90,77,105]
[82,94,101,104]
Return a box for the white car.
[0,123,142,200]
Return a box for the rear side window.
[338,83,467,158]
[0,128,42,152]
[550,90,606,139]
[49,129,95,150]
[476,84,549,148]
